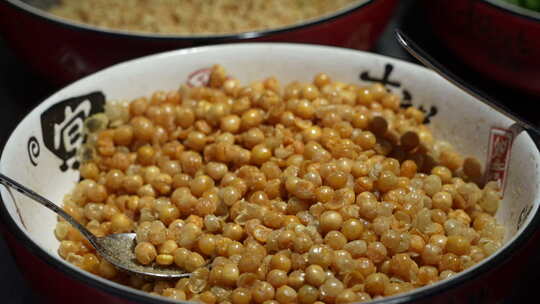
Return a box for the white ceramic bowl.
[1,43,539,304]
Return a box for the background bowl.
[423,0,540,95]
[1,43,540,303]
[0,0,396,85]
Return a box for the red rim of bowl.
[1,44,540,303]
[4,0,379,41]
[482,0,540,21]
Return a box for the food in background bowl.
[0,0,397,84]
[50,0,362,35]
[1,44,539,304]
[55,64,505,302]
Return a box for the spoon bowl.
[95,233,190,279]
[0,173,189,279]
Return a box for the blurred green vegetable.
[503,0,540,11]
[524,0,540,10]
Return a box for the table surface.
[0,0,538,303]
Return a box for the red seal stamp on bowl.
[187,68,212,87]
[485,127,514,196]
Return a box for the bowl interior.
[1,43,539,301]
[20,0,57,10]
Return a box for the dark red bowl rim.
[482,0,540,21]
[1,122,539,303]
[4,0,380,41]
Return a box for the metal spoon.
[0,173,190,279]
[395,29,540,137]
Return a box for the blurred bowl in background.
[0,0,397,85]
[423,0,540,95]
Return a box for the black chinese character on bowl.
[39,92,106,171]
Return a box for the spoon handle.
[0,173,99,246]
[395,29,540,138]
